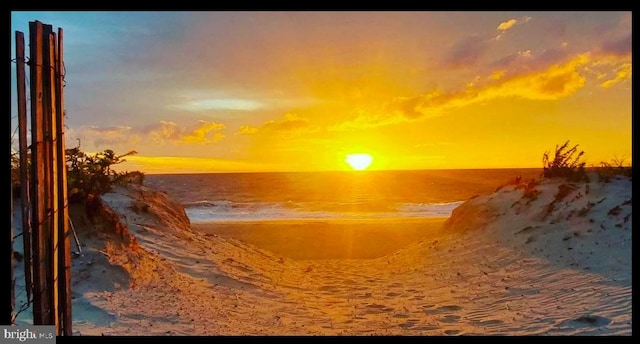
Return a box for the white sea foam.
[185,200,464,223]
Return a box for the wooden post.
[16,31,33,305]
[29,20,50,325]
[10,128,15,323]
[25,19,70,332]
[45,29,60,331]
[55,27,72,336]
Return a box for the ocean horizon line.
[141,167,544,176]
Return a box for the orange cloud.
[116,155,270,174]
[235,125,259,135]
[67,119,227,153]
[65,125,141,149]
[263,113,310,131]
[333,53,592,130]
[145,120,225,145]
[147,120,182,144]
[497,19,517,31]
[600,63,631,88]
[487,53,589,100]
[494,16,532,40]
[181,120,225,143]
[236,113,316,134]
[328,107,400,131]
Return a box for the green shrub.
[65,146,144,204]
[542,141,587,182]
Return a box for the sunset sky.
[10,11,632,173]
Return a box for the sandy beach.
[11,173,632,336]
[192,218,447,260]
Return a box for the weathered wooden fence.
[12,20,72,336]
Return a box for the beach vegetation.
[542,141,587,182]
[11,146,144,204]
[66,146,144,204]
[597,156,632,182]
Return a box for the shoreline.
[190,216,449,226]
[192,217,448,260]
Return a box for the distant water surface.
[144,169,541,223]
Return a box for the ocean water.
[144,169,541,223]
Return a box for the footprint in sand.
[438,315,461,323]
[398,320,418,329]
[364,303,395,314]
[472,319,504,327]
[558,314,612,329]
[423,304,463,315]
[444,329,461,335]
[413,324,441,331]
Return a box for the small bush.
[598,156,632,182]
[542,141,587,182]
[66,146,144,204]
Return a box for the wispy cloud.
[235,113,316,135]
[328,107,400,131]
[66,125,141,149]
[497,19,517,31]
[235,125,259,135]
[444,15,534,68]
[172,98,265,111]
[67,119,226,152]
[400,53,590,115]
[181,120,225,143]
[333,53,592,130]
[144,120,226,144]
[145,121,183,143]
[600,63,631,88]
[118,155,272,174]
[494,16,532,40]
[488,47,571,78]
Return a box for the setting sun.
[345,153,373,170]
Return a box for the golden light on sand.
[345,153,373,170]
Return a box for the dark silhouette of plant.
[542,141,586,182]
[598,155,632,182]
[11,145,144,204]
[66,146,144,204]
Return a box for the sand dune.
[12,173,632,335]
